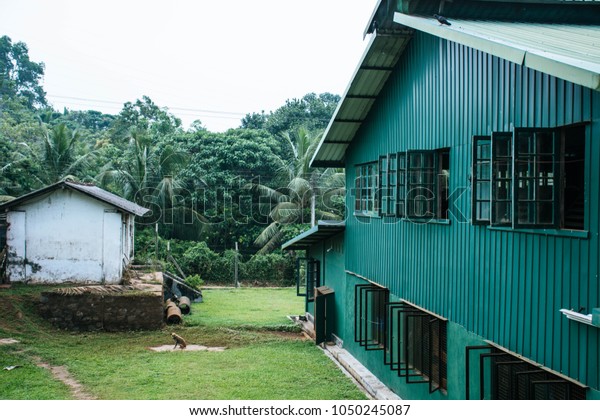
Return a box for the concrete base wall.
[39,290,164,331]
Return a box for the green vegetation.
[0,286,366,400]
[0,36,345,281]
[186,287,302,329]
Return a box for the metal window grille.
[465,346,587,400]
[295,258,320,301]
[354,284,389,351]
[385,301,447,393]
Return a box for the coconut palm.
[251,126,345,253]
[20,122,92,185]
[98,129,206,238]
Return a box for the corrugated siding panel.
[345,31,600,389]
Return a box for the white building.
[0,181,149,284]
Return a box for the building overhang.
[309,30,413,168]
[394,13,600,91]
[281,221,345,251]
[310,3,600,169]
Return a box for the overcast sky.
[0,0,378,132]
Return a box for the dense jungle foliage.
[0,36,346,284]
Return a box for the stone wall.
[39,288,163,331]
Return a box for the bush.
[242,253,294,286]
[134,228,295,285]
[185,274,204,290]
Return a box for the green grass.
[186,287,304,329]
[0,286,366,400]
[0,346,72,399]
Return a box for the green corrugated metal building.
[283,0,600,400]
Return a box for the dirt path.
[31,356,96,400]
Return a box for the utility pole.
[234,241,239,288]
[154,223,159,262]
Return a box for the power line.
[47,94,248,117]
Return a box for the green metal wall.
[307,233,346,338]
[344,31,600,392]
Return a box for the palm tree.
[98,129,206,238]
[20,122,92,185]
[251,126,345,253]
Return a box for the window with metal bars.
[472,125,586,230]
[384,301,447,393]
[295,258,320,301]
[354,284,389,351]
[354,162,379,217]
[465,346,587,400]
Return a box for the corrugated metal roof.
[310,10,600,168]
[65,182,149,216]
[0,181,149,217]
[394,14,600,90]
[281,220,345,251]
[310,31,413,168]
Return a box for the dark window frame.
[354,161,379,217]
[473,124,586,230]
[379,153,398,217]
[295,257,320,302]
[472,135,492,225]
[405,149,450,221]
[385,301,447,393]
[354,284,389,351]
[465,346,587,400]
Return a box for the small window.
[295,257,320,301]
[491,132,513,226]
[466,346,586,400]
[354,162,379,217]
[397,153,407,218]
[473,125,586,230]
[406,149,450,221]
[354,284,389,351]
[472,136,491,224]
[385,301,447,393]
[379,154,398,216]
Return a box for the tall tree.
[251,126,345,253]
[20,122,92,185]
[98,129,203,238]
[264,92,340,136]
[0,36,47,109]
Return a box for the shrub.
[185,274,204,290]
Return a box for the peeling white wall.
[5,188,135,284]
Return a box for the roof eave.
[310,30,412,169]
[281,221,345,251]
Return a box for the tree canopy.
[0,36,345,269]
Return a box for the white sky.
[0,0,379,132]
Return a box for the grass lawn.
[0,286,366,400]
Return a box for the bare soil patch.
[0,338,20,345]
[32,356,95,400]
[149,344,226,352]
